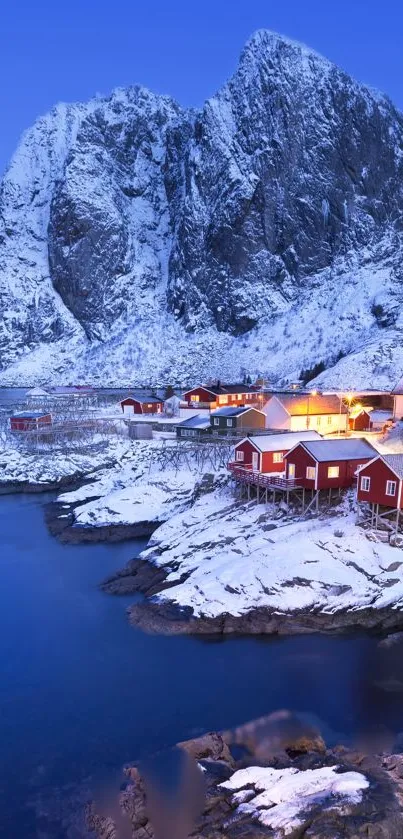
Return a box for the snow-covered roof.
[292,438,377,462]
[369,410,393,423]
[211,406,263,417]
[177,415,211,429]
[12,411,50,418]
[381,454,403,479]
[26,387,49,397]
[238,430,322,453]
[121,394,162,404]
[269,394,348,416]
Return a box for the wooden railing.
[227,463,302,490]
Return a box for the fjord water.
[0,493,400,836]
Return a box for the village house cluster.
[8,379,403,534]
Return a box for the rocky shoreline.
[45,501,160,543]
[86,712,403,838]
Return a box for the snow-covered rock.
[220,764,369,836]
[1,31,403,386]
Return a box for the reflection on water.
[0,492,402,836]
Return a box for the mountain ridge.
[1,30,403,387]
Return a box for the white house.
[263,393,348,434]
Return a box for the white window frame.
[327,466,340,479]
[316,416,322,426]
[218,395,228,405]
[235,450,244,462]
[306,466,316,480]
[273,452,283,463]
[360,476,370,492]
[327,415,332,425]
[226,419,233,427]
[213,418,219,426]
[386,480,397,497]
[191,394,200,402]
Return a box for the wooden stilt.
[302,488,306,511]
[316,491,319,511]
[328,488,331,504]
[396,508,400,533]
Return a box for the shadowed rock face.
[1,30,403,370]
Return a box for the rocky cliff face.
[1,30,403,384]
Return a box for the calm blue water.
[0,492,400,836]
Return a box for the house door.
[252,452,259,471]
[123,404,134,416]
[288,463,296,479]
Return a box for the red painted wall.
[233,439,260,468]
[10,414,52,431]
[357,458,402,508]
[350,411,371,431]
[285,444,372,489]
[184,387,217,404]
[285,445,317,487]
[121,398,162,414]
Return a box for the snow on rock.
[57,442,208,528]
[220,764,369,836]
[1,437,131,487]
[1,30,403,387]
[138,491,403,620]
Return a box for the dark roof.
[211,406,262,418]
[121,395,162,404]
[293,438,377,462]
[185,383,260,396]
[12,411,50,419]
[177,415,211,429]
[381,454,403,479]
[270,393,348,416]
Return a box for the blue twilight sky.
[1,0,402,175]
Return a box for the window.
[213,418,219,426]
[236,450,244,462]
[360,476,370,492]
[273,452,283,463]
[218,395,228,405]
[226,419,233,427]
[386,480,397,497]
[316,416,321,426]
[327,416,332,425]
[306,466,316,480]
[238,394,243,400]
[327,466,340,479]
[190,395,199,402]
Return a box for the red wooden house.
[284,439,377,490]
[356,454,403,509]
[231,431,322,473]
[183,383,260,408]
[120,396,163,415]
[10,411,52,432]
[349,408,393,432]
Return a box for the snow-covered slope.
[1,30,403,386]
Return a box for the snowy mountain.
[1,30,403,387]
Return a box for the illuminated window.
[218,395,228,405]
[327,416,332,425]
[238,394,243,400]
[273,452,283,463]
[386,480,397,496]
[236,450,244,462]
[327,466,340,479]
[306,466,316,480]
[316,416,321,426]
[361,476,370,492]
[191,394,199,402]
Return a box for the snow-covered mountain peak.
[1,32,403,387]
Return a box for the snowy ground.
[220,764,369,836]
[0,436,132,487]
[57,441,211,528]
[137,488,403,620]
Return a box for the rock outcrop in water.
[1,31,403,386]
[86,713,403,838]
